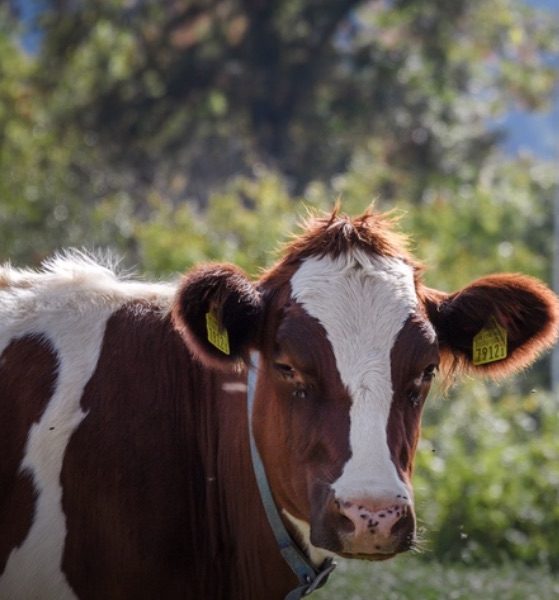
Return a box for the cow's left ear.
[421,274,559,379]
[172,263,263,370]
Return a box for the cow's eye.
[273,361,311,399]
[422,364,438,382]
[274,362,295,379]
[408,365,437,407]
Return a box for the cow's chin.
[314,536,411,563]
[339,551,397,561]
[315,534,408,562]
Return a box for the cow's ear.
[172,263,263,370]
[421,274,559,379]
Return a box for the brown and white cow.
[1,210,558,599]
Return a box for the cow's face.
[253,252,437,560]
[172,213,559,566]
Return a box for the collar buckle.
[303,559,336,595]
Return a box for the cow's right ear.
[172,263,263,370]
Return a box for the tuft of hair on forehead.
[259,207,422,288]
[288,207,412,260]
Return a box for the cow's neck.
[193,363,297,600]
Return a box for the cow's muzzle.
[311,495,416,559]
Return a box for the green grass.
[313,557,559,600]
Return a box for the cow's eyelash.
[273,363,310,399]
[273,362,296,378]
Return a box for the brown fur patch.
[388,315,439,479]
[0,335,59,572]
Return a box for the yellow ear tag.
[472,317,508,366]
[205,311,230,355]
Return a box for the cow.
[1,209,558,600]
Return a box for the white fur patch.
[0,252,176,598]
[283,511,336,567]
[290,251,417,504]
[222,382,248,394]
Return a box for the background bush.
[416,384,559,570]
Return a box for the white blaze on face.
[290,250,418,503]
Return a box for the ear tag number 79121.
[472,317,508,366]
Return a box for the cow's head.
[172,211,559,564]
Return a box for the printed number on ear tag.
[206,311,230,355]
[472,317,507,366]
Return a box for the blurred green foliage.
[133,172,306,276]
[416,384,559,570]
[1,0,558,261]
[1,0,558,573]
[315,555,559,599]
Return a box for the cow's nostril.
[338,513,355,534]
[390,510,413,535]
[397,530,416,552]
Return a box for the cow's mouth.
[339,550,398,561]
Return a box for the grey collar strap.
[246,352,336,600]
